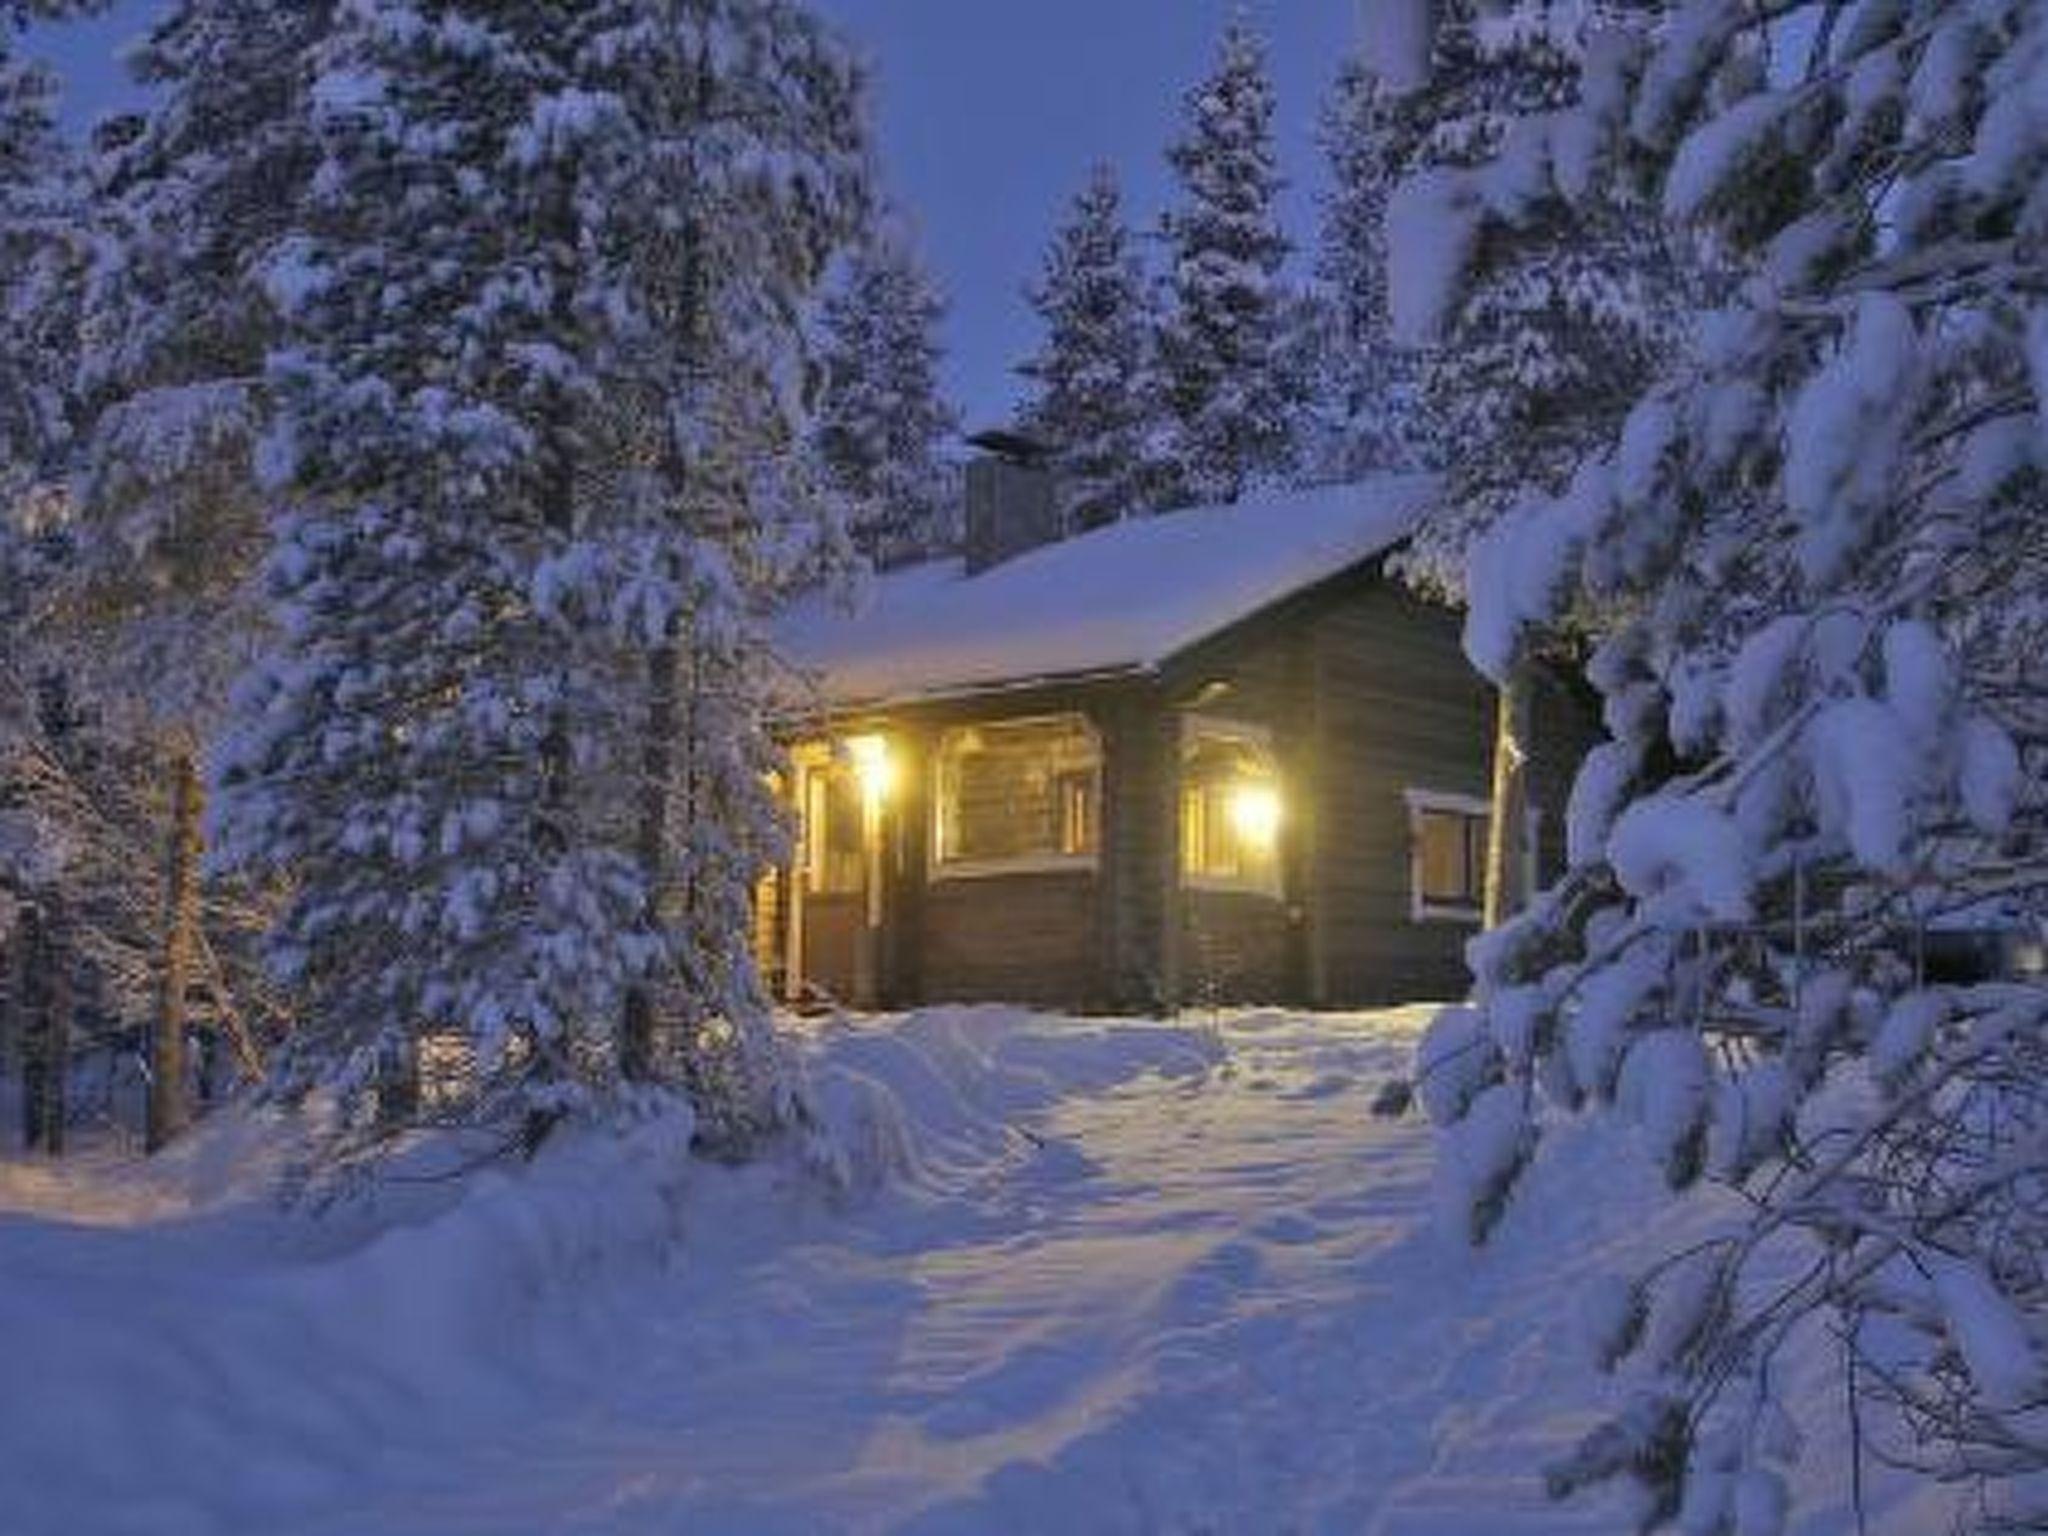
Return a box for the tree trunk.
[623,190,709,1077]
[5,899,26,1151]
[148,747,202,1152]
[1483,666,1533,929]
[15,898,69,1155]
[43,909,68,1157]
[622,634,680,1082]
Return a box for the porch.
[756,696,1296,1014]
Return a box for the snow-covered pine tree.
[1422,0,2048,1526]
[810,231,958,570]
[213,0,870,1143]
[1017,163,1161,531]
[1307,52,1419,481]
[1156,17,1298,507]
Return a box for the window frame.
[1405,787,1492,924]
[929,712,1104,881]
[1179,714,1286,899]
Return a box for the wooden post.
[853,781,884,1011]
[785,767,808,1006]
[1483,666,1533,929]
[1159,709,1185,1015]
[149,747,202,1152]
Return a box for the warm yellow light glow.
[1228,782,1282,848]
[845,733,895,802]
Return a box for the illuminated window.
[1181,719,1283,894]
[803,759,865,894]
[935,715,1101,872]
[1407,789,1490,921]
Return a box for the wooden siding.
[1180,889,1295,1005]
[1304,583,1494,1004]
[921,869,1101,1008]
[1096,686,1177,1012]
[801,892,863,1002]
[1153,577,1319,1008]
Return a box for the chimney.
[963,430,1059,575]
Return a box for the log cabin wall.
[1163,567,1599,1009]
[1155,605,1319,1009]
[799,893,864,1003]
[775,566,1602,1014]
[1096,685,1177,1014]
[879,684,1125,1012]
[921,870,1102,1008]
[1302,580,1496,1005]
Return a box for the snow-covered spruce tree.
[1306,52,1421,482]
[588,0,870,1139]
[0,4,92,513]
[213,0,869,1145]
[1018,163,1162,531]
[1387,0,1687,589]
[1419,0,2048,1526]
[0,4,164,1125]
[810,231,959,569]
[1380,0,1690,925]
[39,0,337,1147]
[1155,17,1299,508]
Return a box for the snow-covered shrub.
[1419,0,2048,1527]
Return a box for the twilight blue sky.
[27,1,1365,431]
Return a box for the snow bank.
[796,1005,1222,1192]
[0,1106,700,1536]
[0,1006,1222,1536]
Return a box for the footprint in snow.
[1162,1239,1267,1323]
[1251,1211,1324,1246]
[919,1338,1099,1440]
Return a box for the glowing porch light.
[1228,782,1282,849]
[844,733,896,803]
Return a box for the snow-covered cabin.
[769,452,1594,1012]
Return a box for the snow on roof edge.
[774,475,1438,713]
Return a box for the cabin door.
[783,744,878,1008]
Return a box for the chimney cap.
[966,428,1050,465]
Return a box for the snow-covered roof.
[776,475,1436,709]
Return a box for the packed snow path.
[364,1006,1538,1536]
[2,1008,1906,1534]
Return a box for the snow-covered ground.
[0,1007,1948,1535]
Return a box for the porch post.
[784,766,808,1006]
[854,786,883,1010]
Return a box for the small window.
[935,715,1101,874]
[1181,719,1283,895]
[804,759,865,895]
[1408,790,1490,922]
